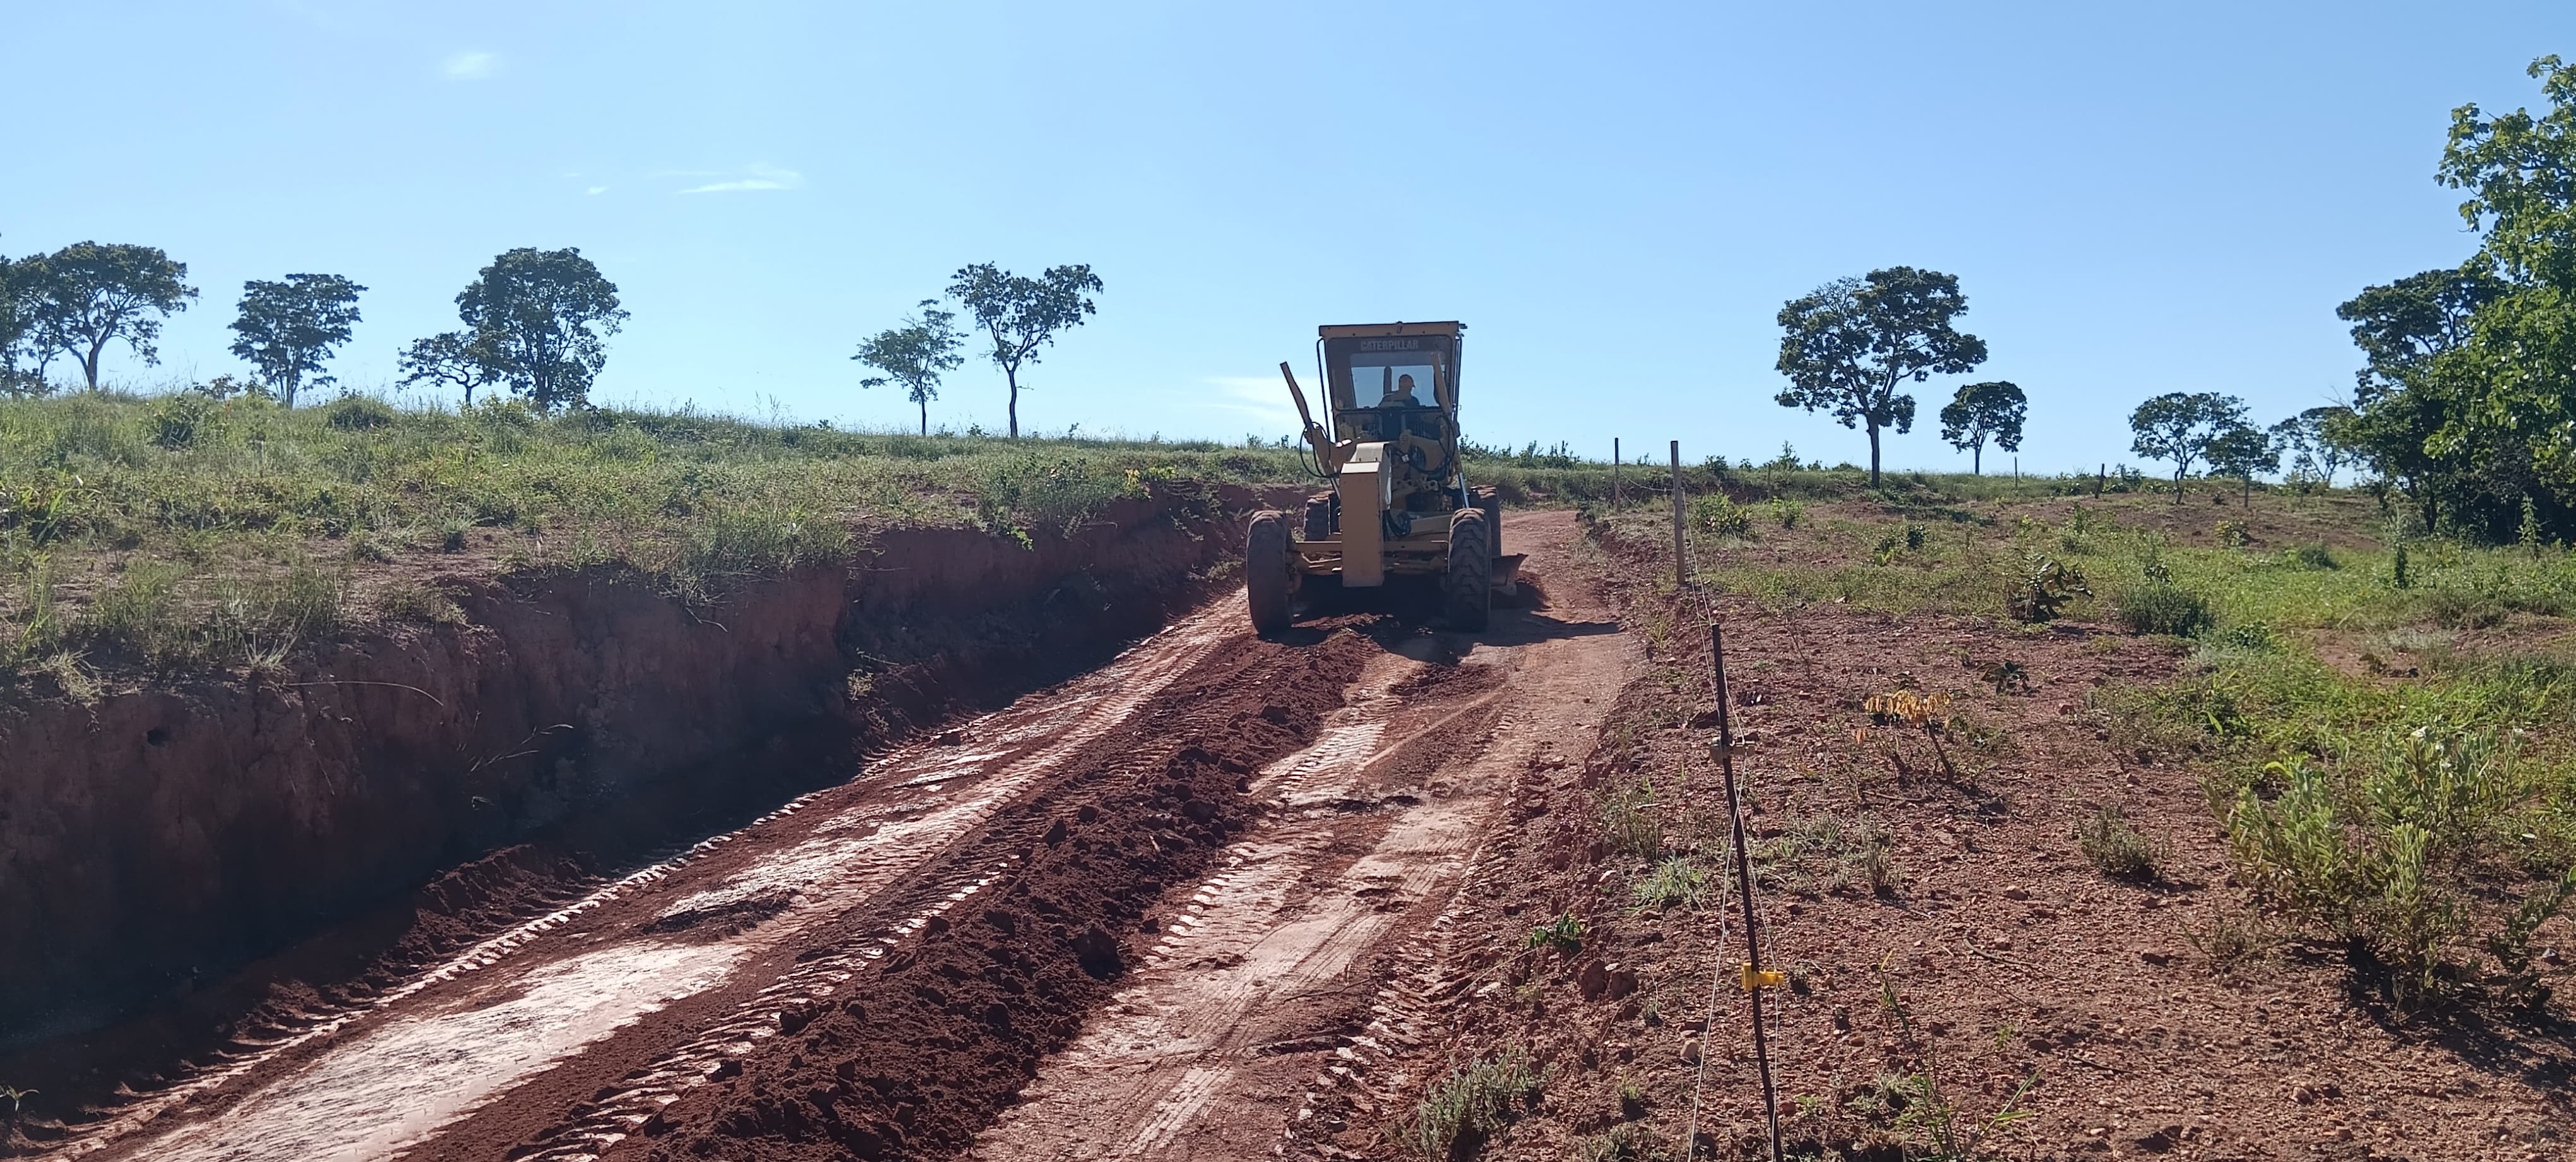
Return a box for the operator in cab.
[1382,373,1422,407]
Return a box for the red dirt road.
[969,512,1628,1159]
[40,510,1626,1162]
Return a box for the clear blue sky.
[9,1,2573,472]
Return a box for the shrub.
[2075,805,2164,882]
[2226,729,2563,1004]
[324,395,399,431]
[2001,549,2088,623]
[1406,1046,1540,1159]
[2117,580,2212,637]
[84,560,188,663]
[1632,856,1708,911]
[1770,497,1803,529]
[2286,543,2339,570]
[1690,491,1750,539]
[1597,780,1663,859]
[1525,912,1585,955]
[150,393,224,450]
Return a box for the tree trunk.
[1867,423,1881,488]
[81,340,104,391]
[2174,465,2186,505]
[919,398,928,436]
[1006,367,1020,438]
[465,382,475,407]
[1972,444,1982,476]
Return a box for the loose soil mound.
[590,628,1377,1162]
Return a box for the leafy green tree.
[2336,268,2502,399]
[0,250,45,397]
[946,262,1102,438]
[455,247,628,410]
[2269,405,2355,486]
[228,273,365,407]
[396,331,502,405]
[853,299,965,434]
[1774,267,1988,487]
[24,241,197,391]
[2331,270,2503,527]
[1936,380,2025,474]
[2128,392,2246,502]
[2404,54,2576,541]
[2204,421,2280,506]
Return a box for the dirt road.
[41,509,1626,1162]
[970,513,1626,1160]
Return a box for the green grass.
[1592,477,2576,1010]
[1404,1045,1541,1159]
[0,392,1315,676]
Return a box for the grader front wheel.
[1247,510,1292,634]
[1443,507,1493,631]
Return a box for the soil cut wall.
[0,486,1284,1046]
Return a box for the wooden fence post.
[1669,440,1686,587]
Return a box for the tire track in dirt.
[54,604,1253,1162]
[966,509,1630,1160]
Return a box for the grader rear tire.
[1302,493,1333,542]
[1247,511,1292,634]
[1472,486,1501,559]
[1443,507,1493,632]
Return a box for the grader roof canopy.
[1318,322,1464,414]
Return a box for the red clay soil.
[581,628,1378,1162]
[0,485,1294,1153]
[1293,510,2574,1162]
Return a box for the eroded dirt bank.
[0,486,1276,1051]
[8,507,1623,1162]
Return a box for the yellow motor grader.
[1246,321,1522,633]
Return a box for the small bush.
[1525,912,1585,955]
[84,560,188,662]
[2001,549,2088,623]
[1597,781,1664,859]
[2075,805,2164,882]
[150,393,224,450]
[2286,543,2339,570]
[1690,492,1750,539]
[379,581,465,625]
[324,395,399,431]
[2117,581,2212,637]
[1631,856,1708,911]
[1578,1123,1657,1162]
[2226,730,2563,1005]
[2215,623,2277,651]
[1770,498,1803,529]
[2215,519,2250,548]
[1406,1046,1541,1159]
[2182,907,2271,975]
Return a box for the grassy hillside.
[0,392,1318,681]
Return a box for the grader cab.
[1245,321,1523,633]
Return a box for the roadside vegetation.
[1595,476,2576,1015]
[0,391,1316,681]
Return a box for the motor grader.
[1246,321,1522,633]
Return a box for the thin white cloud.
[1196,376,1301,432]
[443,51,498,80]
[676,165,804,195]
[587,186,608,195]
